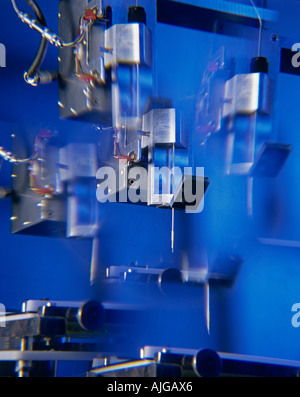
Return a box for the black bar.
[280,47,300,76]
[157,0,259,34]
[222,358,300,377]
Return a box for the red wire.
[113,136,133,161]
[74,9,99,84]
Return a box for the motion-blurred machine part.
[58,0,112,123]
[0,298,154,377]
[10,132,99,238]
[141,346,300,377]
[223,58,292,177]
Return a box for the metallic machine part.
[57,2,199,213]
[59,143,99,238]
[58,0,111,123]
[106,264,240,290]
[88,360,181,377]
[10,132,66,236]
[222,70,291,176]
[142,108,187,148]
[40,300,106,332]
[11,131,99,238]
[0,313,66,338]
[59,143,98,181]
[110,56,153,132]
[249,142,292,178]
[96,106,206,211]
[157,349,223,377]
[11,194,67,237]
[141,108,192,208]
[223,73,273,117]
[141,346,300,377]
[106,21,153,135]
[104,24,152,68]
[107,266,184,295]
[66,179,98,238]
[0,298,147,377]
[0,299,147,339]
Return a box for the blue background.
[0,0,300,367]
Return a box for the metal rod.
[247,176,254,217]
[247,112,257,217]
[205,282,210,335]
[157,349,222,377]
[90,236,99,285]
[171,143,175,253]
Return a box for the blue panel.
[1,0,300,377]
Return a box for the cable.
[58,7,98,47]
[0,131,51,199]
[12,1,98,48]
[74,14,100,83]
[249,0,262,57]
[11,0,48,83]
[0,147,38,164]
[11,0,19,14]
[11,1,99,85]
[60,14,86,48]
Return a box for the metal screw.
[128,178,135,185]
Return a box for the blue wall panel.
[0,0,300,368]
